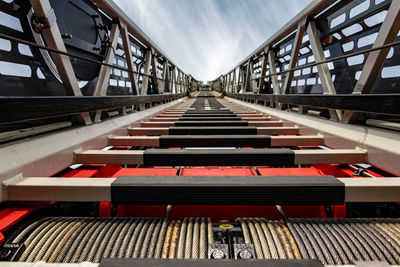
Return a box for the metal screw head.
[61,34,72,39]
[239,249,253,259]
[212,249,225,259]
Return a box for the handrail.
[225,92,400,116]
[0,94,186,124]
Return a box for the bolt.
[61,34,72,39]
[239,250,253,259]
[212,249,225,259]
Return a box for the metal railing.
[211,0,400,123]
[0,0,200,126]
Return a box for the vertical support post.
[177,71,181,93]
[179,73,185,93]
[342,0,400,123]
[141,50,152,95]
[282,20,307,94]
[171,68,176,93]
[268,49,281,108]
[244,60,251,92]
[268,50,280,95]
[232,70,236,93]
[30,0,92,124]
[171,66,175,93]
[223,74,228,92]
[150,49,159,94]
[307,20,341,121]
[249,63,256,93]
[258,48,269,94]
[120,23,139,95]
[172,67,177,93]
[227,72,232,92]
[188,76,192,92]
[182,74,187,93]
[177,70,182,93]
[162,60,170,93]
[238,68,244,93]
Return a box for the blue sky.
[114,0,312,82]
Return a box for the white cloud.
[114,0,312,82]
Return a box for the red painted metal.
[181,167,257,176]
[0,208,32,244]
[57,159,386,220]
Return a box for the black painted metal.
[143,148,294,166]
[181,114,237,117]
[174,121,249,127]
[111,175,344,205]
[225,92,400,116]
[50,0,106,81]
[168,126,258,135]
[0,93,185,124]
[178,117,242,121]
[159,135,270,148]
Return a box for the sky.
[114,0,312,82]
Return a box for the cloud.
[113,0,311,81]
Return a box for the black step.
[174,121,248,127]
[181,114,237,117]
[185,110,233,114]
[143,148,294,166]
[179,117,242,121]
[111,175,344,205]
[159,135,270,147]
[168,126,257,135]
